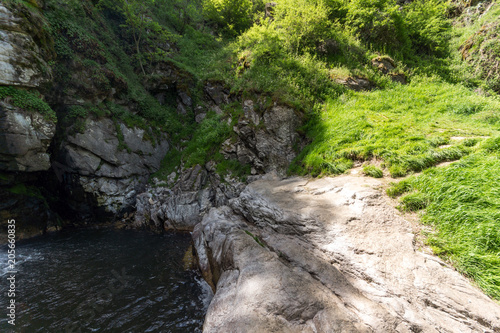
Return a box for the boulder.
[372,56,396,74]
[335,76,375,91]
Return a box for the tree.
[99,0,175,75]
[272,0,331,54]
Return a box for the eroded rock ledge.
[194,175,500,332]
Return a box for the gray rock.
[0,4,51,87]
[335,76,375,91]
[372,56,396,74]
[178,91,193,107]
[134,165,246,231]
[223,103,301,175]
[204,82,230,106]
[0,101,56,172]
[55,118,169,214]
[194,176,500,332]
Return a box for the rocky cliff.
[0,2,179,234]
[0,1,306,237]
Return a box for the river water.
[0,228,212,332]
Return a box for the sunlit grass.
[291,76,500,177]
[388,149,500,299]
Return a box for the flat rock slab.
[194,175,500,332]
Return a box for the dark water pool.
[0,228,212,332]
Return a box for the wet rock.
[195,175,500,332]
[0,101,56,172]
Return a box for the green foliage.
[202,0,254,35]
[182,113,231,167]
[291,77,500,177]
[152,148,182,181]
[0,86,56,122]
[388,152,500,299]
[345,0,451,57]
[65,105,89,133]
[272,0,331,54]
[362,165,383,178]
[98,0,178,74]
[403,0,451,56]
[346,0,410,55]
[451,3,500,92]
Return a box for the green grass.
[0,86,57,122]
[291,76,500,177]
[388,149,500,300]
[152,112,252,181]
[362,165,383,178]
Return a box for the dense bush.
[403,0,450,56]
[272,0,331,54]
[346,0,410,54]
[345,0,451,57]
[202,0,254,35]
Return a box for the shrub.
[403,0,451,57]
[346,0,410,55]
[272,0,331,54]
[202,0,253,35]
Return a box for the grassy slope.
[291,77,500,177]
[284,3,500,299]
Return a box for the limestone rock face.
[0,101,56,172]
[194,176,500,332]
[222,100,301,175]
[134,165,245,231]
[0,4,51,87]
[54,118,169,215]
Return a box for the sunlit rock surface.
[194,175,500,332]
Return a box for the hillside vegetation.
[5,0,500,299]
